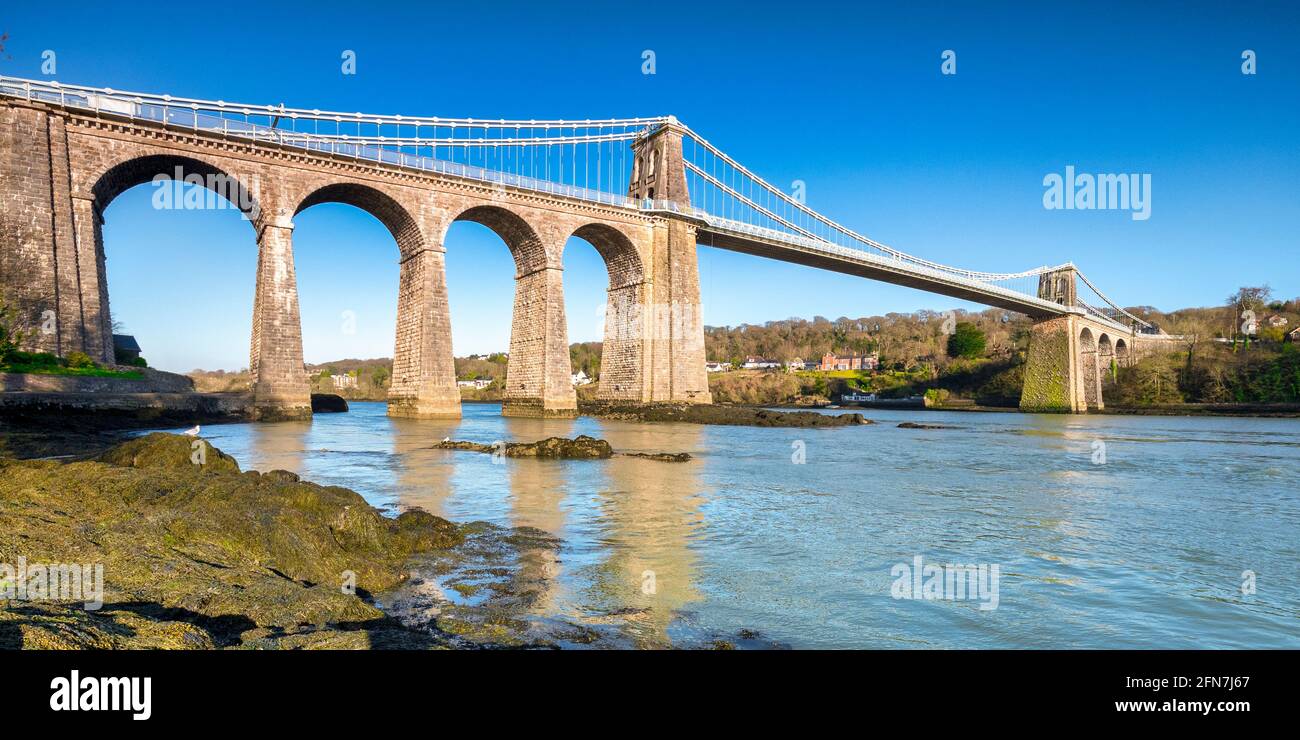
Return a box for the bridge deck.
[694,218,1070,319]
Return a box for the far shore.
[792,400,1300,418]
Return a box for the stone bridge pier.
[1019,313,1142,413]
[248,214,312,420]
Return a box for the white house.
[331,374,358,390]
[456,378,493,389]
[571,370,593,386]
[741,356,781,370]
[705,361,732,373]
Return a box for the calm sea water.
[156,402,1300,648]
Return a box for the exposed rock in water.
[580,401,871,427]
[620,451,692,463]
[435,435,613,459]
[435,436,692,462]
[0,432,462,649]
[896,422,962,430]
[311,393,349,413]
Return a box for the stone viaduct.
[1,83,1174,418]
[0,96,709,420]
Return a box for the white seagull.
[183,425,201,437]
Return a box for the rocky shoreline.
[0,433,763,649]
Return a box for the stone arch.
[1079,327,1100,410]
[1114,337,1130,367]
[90,153,260,224]
[445,204,548,275]
[293,182,424,255]
[78,153,261,366]
[569,223,646,289]
[565,222,650,402]
[290,181,461,419]
[444,203,573,417]
[1098,333,1115,385]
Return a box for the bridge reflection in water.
[393,411,707,646]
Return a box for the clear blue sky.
[4,1,1297,371]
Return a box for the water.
[158,402,1300,648]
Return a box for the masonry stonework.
[2,96,716,421]
[1020,314,1154,413]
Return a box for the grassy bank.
[1,350,143,379]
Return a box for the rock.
[435,435,613,459]
[0,433,463,648]
[95,431,240,473]
[620,451,692,463]
[311,393,349,413]
[435,436,694,462]
[581,401,872,428]
[896,422,961,430]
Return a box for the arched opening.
[1098,333,1116,390]
[563,223,647,402]
[1079,327,1100,410]
[444,205,568,416]
[291,183,414,406]
[94,154,259,375]
[1115,337,1130,368]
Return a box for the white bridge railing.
[0,76,650,210]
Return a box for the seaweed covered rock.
[622,451,692,463]
[435,435,614,459]
[0,433,462,648]
[96,431,240,473]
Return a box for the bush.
[947,322,987,359]
[924,388,950,406]
[3,350,60,368]
[65,351,96,369]
[129,356,149,368]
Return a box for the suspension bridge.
[0,77,1171,416]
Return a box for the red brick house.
[819,351,879,371]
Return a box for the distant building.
[741,356,781,370]
[112,334,141,363]
[1266,314,1289,328]
[783,358,804,372]
[841,391,877,403]
[457,378,493,389]
[819,351,879,371]
[571,370,593,386]
[705,361,732,373]
[1288,327,1300,343]
[331,374,358,390]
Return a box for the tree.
[947,322,986,359]
[1227,285,1273,314]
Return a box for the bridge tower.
[626,118,711,404]
[1036,265,1078,307]
[1022,266,1087,412]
